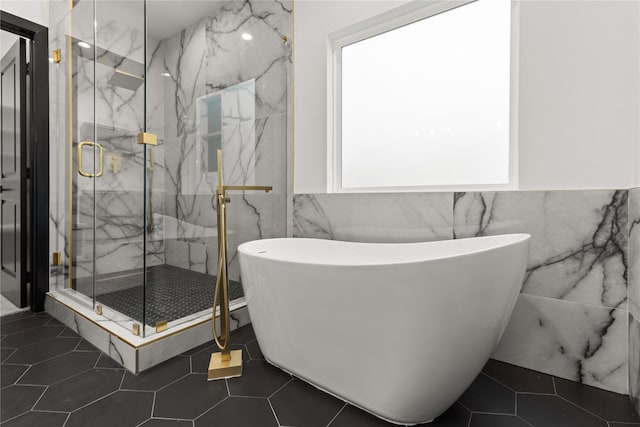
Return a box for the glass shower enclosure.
[51,0,291,339]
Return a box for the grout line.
[1,347,18,362]
[516,415,535,427]
[30,384,50,411]
[193,396,229,422]
[325,403,346,427]
[68,389,121,415]
[1,410,33,424]
[153,371,192,393]
[267,378,293,399]
[552,377,558,395]
[467,412,472,427]
[150,391,157,419]
[480,370,519,394]
[267,397,282,427]
[515,391,558,396]
[555,394,609,422]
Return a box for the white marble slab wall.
[629,188,640,413]
[293,193,453,242]
[293,190,630,395]
[454,191,628,394]
[163,0,292,281]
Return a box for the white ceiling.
[96,0,228,41]
[146,0,227,40]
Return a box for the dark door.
[1,38,27,307]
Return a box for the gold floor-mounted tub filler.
[208,149,272,381]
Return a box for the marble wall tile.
[293,193,453,243]
[454,191,628,309]
[630,314,640,414]
[163,0,291,278]
[629,188,640,319]
[492,294,628,394]
[205,0,291,119]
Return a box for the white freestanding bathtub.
[238,234,530,425]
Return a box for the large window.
[329,0,514,192]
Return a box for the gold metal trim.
[137,132,157,146]
[77,141,104,177]
[95,304,103,315]
[222,185,272,193]
[155,321,168,333]
[53,49,61,63]
[52,252,62,266]
[132,323,140,336]
[67,0,74,289]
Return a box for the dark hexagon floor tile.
[458,373,515,414]
[191,344,245,374]
[139,419,193,426]
[518,394,608,427]
[94,353,124,369]
[121,355,190,391]
[1,347,16,362]
[270,379,344,427]
[328,405,394,427]
[17,351,100,386]
[75,339,99,352]
[45,317,64,326]
[180,341,213,356]
[227,360,290,397]
[1,411,68,427]
[196,397,278,427]
[5,337,81,364]
[554,377,640,423]
[469,414,530,427]
[0,385,46,422]
[65,390,153,427]
[482,359,555,394]
[428,402,471,427]
[610,423,640,427]
[153,373,227,419]
[58,328,80,338]
[246,339,264,360]
[1,326,65,349]
[1,364,29,388]
[0,316,50,335]
[34,368,124,412]
[0,311,37,325]
[230,325,256,345]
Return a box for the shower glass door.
[90,0,147,332]
[63,0,148,335]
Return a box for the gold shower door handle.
[77,141,104,177]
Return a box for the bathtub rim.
[237,233,531,267]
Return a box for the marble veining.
[163,0,291,280]
[454,191,628,309]
[629,188,640,319]
[630,315,640,414]
[492,294,627,394]
[293,193,453,243]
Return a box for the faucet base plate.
[208,349,243,380]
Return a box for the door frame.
[1,11,49,312]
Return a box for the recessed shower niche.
[46,0,292,372]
